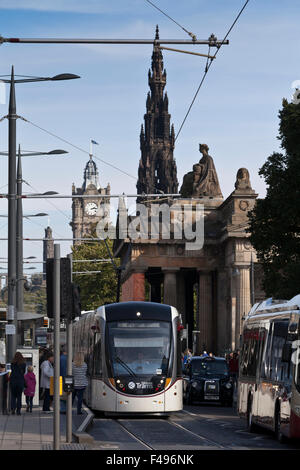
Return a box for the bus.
[238,294,300,442]
[72,301,183,415]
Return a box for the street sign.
[5,324,15,335]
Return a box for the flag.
[91,139,99,145]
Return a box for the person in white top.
[40,352,54,413]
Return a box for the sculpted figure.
[235,168,252,191]
[180,143,223,198]
[180,170,194,197]
[193,144,223,197]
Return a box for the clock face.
[85,202,98,216]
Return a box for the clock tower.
[70,153,110,245]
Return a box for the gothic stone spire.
[137,26,178,196]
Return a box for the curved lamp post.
[3,67,79,361]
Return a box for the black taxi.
[183,356,233,406]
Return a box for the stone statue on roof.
[234,167,252,191]
[180,143,223,198]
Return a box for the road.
[89,403,300,450]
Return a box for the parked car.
[183,356,233,406]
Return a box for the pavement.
[0,401,95,450]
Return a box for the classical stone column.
[121,271,145,302]
[150,280,161,303]
[216,269,228,355]
[198,271,213,354]
[235,266,251,349]
[230,269,237,352]
[163,268,179,307]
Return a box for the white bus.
[238,294,300,442]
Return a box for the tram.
[72,301,183,415]
[238,294,300,441]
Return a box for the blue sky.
[0,0,299,271]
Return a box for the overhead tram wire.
[174,0,250,143]
[139,1,250,190]
[22,180,72,222]
[19,117,138,182]
[144,0,197,41]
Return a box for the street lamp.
[3,66,79,362]
[15,146,67,341]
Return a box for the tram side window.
[261,324,273,379]
[270,320,289,382]
[92,333,102,376]
[240,328,260,377]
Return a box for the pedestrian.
[39,347,49,399]
[182,348,192,372]
[72,352,88,415]
[201,350,209,358]
[60,345,67,414]
[9,351,26,415]
[40,352,54,413]
[24,365,36,413]
[183,348,192,364]
[229,351,239,381]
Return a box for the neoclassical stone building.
[114,29,264,355]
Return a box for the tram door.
[17,348,39,406]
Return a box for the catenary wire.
[22,179,72,222]
[144,0,197,41]
[21,117,138,182]
[175,0,250,143]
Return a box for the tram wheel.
[247,398,257,433]
[186,391,193,405]
[275,408,287,443]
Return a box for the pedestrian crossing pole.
[66,253,73,443]
[53,244,60,450]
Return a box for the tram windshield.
[107,320,171,377]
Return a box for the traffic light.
[46,259,54,318]
[72,283,81,320]
[46,257,73,319]
[60,258,73,319]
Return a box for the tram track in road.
[91,408,300,450]
[115,419,155,450]
[110,416,226,450]
[167,415,226,449]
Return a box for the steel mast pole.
[6,66,17,361]
[53,244,60,450]
[16,145,24,346]
[66,253,73,443]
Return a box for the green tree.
[247,98,300,299]
[72,235,119,310]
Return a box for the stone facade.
[115,173,265,355]
[113,29,265,355]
